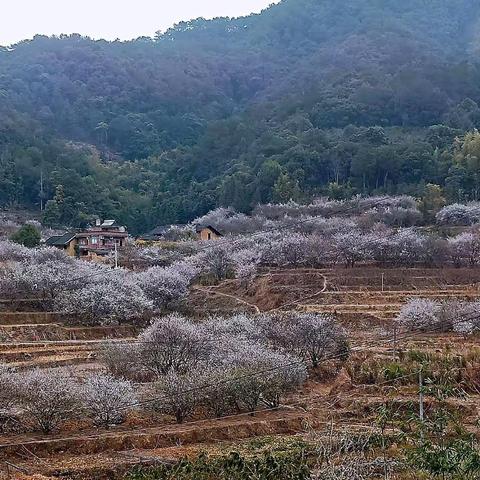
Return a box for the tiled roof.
[45,232,76,247]
[149,225,171,236]
[140,224,186,239]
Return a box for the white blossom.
[219,341,307,413]
[13,368,79,433]
[263,313,349,368]
[436,202,480,226]
[193,207,264,234]
[79,373,136,428]
[138,314,212,376]
[54,273,153,325]
[333,230,374,268]
[194,245,234,282]
[396,298,440,331]
[0,240,31,262]
[137,265,190,310]
[397,298,480,334]
[204,313,262,342]
[447,232,480,267]
[232,247,262,282]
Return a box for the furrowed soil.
[2,266,480,479]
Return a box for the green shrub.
[126,447,311,480]
[10,224,41,248]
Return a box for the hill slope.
[2,0,480,232]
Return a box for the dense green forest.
[2,0,480,233]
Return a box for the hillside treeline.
[2,0,480,232]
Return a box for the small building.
[44,232,77,256]
[45,219,128,261]
[196,225,223,241]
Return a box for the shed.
[196,225,223,241]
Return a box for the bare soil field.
[1,266,480,479]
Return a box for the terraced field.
[1,266,480,479]
[0,309,137,370]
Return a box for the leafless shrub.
[264,313,349,368]
[314,457,399,480]
[310,426,402,480]
[196,367,239,418]
[102,342,144,380]
[151,371,200,423]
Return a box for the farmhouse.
[76,220,128,259]
[196,225,223,241]
[45,220,128,260]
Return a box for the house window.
[91,237,98,245]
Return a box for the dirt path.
[193,270,328,314]
[192,285,261,313]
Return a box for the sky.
[0,0,279,46]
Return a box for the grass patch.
[126,437,313,480]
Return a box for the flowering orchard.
[0,312,345,431]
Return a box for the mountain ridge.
[2,0,480,232]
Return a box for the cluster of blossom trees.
[173,198,480,283]
[102,312,348,423]
[193,196,423,236]
[396,298,480,335]
[119,198,480,280]
[436,202,480,226]
[0,367,136,433]
[3,194,480,324]
[191,226,480,288]
[0,242,197,323]
[0,312,347,432]
[4,220,480,325]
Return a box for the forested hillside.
[2,0,480,232]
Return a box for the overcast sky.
[0,0,279,46]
